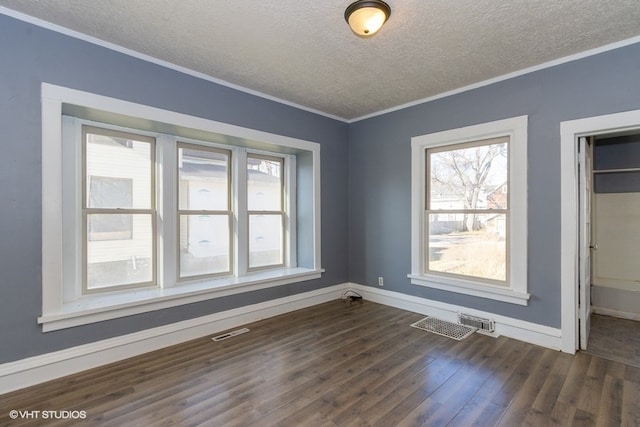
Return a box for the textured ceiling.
[2,0,640,120]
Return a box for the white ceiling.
[3,0,640,121]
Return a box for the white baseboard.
[592,306,640,321]
[0,284,346,394]
[1,282,563,395]
[346,283,562,351]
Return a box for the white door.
[578,136,593,350]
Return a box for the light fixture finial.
[344,0,391,37]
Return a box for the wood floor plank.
[556,351,593,407]
[250,312,421,419]
[621,378,640,427]
[523,351,574,425]
[533,350,573,410]
[395,363,486,427]
[495,346,558,426]
[2,300,639,427]
[330,352,435,425]
[369,353,464,426]
[625,364,640,383]
[458,338,528,412]
[447,394,508,427]
[547,400,579,426]
[595,372,624,426]
[576,355,609,415]
[573,408,598,425]
[404,335,514,426]
[307,332,436,421]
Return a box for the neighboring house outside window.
[87,176,133,242]
[83,127,155,292]
[80,124,295,294]
[177,144,232,279]
[247,154,285,270]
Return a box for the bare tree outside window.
[427,137,509,282]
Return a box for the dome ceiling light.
[344,0,391,37]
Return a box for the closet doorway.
[581,131,640,365]
[560,109,640,354]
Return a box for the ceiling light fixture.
[344,0,391,37]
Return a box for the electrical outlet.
[378,277,384,286]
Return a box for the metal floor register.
[410,316,476,341]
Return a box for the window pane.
[178,147,229,211]
[429,140,508,210]
[88,176,132,212]
[249,214,283,268]
[248,157,282,211]
[427,213,506,282]
[179,214,230,278]
[86,132,152,209]
[86,214,153,289]
[88,210,132,241]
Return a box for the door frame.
[560,109,640,353]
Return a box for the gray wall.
[348,41,640,328]
[0,14,348,363]
[594,135,640,193]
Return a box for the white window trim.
[41,83,323,332]
[409,116,529,305]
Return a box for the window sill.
[39,268,324,332]
[408,273,530,306]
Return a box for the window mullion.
[285,154,296,267]
[158,134,177,289]
[234,148,248,276]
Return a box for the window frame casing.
[409,116,530,305]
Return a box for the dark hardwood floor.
[2,300,640,426]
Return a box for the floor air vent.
[212,328,250,342]
[458,313,495,332]
[410,317,476,341]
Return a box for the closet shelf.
[593,167,640,174]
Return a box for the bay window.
[40,83,322,331]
